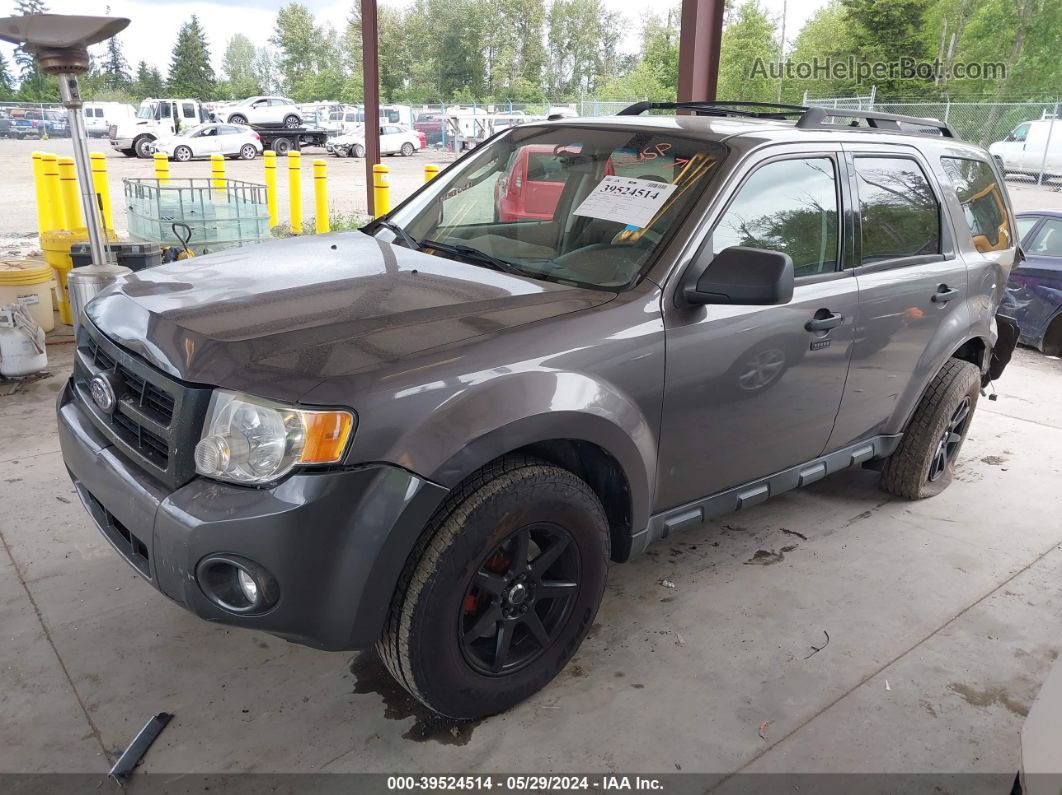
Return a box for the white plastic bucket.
[0,259,56,333]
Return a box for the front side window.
[390,126,727,290]
[941,157,1011,253]
[1026,218,1062,257]
[159,103,171,119]
[854,156,940,264]
[1016,216,1039,242]
[183,103,196,118]
[1007,123,1030,142]
[710,157,839,277]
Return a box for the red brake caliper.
[464,551,510,615]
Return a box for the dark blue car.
[1001,210,1062,355]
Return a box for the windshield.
[136,103,156,120]
[387,125,726,290]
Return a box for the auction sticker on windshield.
[573,175,678,228]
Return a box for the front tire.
[228,114,247,126]
[240,144,257,160]
[134,135,155,159]
[880,359,980,499]
[283,114,300,129]
[352,143,365,158]
[378,456,609,719]
[173,145,192,163]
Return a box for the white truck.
[110,98,209,159]
[989,118,1062,180]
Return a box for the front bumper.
[57,380,448,650]
[110,137,133,150]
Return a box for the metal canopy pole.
[677,0,725,104]
[58,73,108,265]
[361,0,380,216]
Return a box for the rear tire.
[377,456,609,719]
[272,137,292,155]
[880,359,980,499]
[401,142,415,157]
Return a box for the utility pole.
[361,0,380,216]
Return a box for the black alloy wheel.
[459,523,580,676]
[928,396,971,482]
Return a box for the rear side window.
[941,157,1012,252]
[854,157,940,264]
[1026,218,1062,257]
[1016,216,1039,242]
[711,157,840,277]
[182,103,196,118]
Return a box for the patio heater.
[0,14,131,331]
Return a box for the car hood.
[86,231,614,404]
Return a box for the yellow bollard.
[423,163,439,183]
[31,151,52,234]
[41,154,66,232]
[210,153,226,193]
[58,157,84,230]
[313,159,329,234]
[288,151,302,234]
[153,152,170,185]
[89,153,114,237]
[373,164,390,216]
[264,150,278,228]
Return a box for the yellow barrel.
[40,228,88,326]
[0,259,56,332]
[31,152,52,235]
[313,159,329,234]
[423,163,440,183]
[210,153,226,192]
[264,150,278,228]
[153,152,170,185]
[58,157,84,229]
[373,164,390,216]
[89,153,114,236]
[288,151,302,234]
[41,154,65,232]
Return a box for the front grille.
[73,321,212,489]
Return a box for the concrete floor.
[1,341,1060,779]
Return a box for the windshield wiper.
[420,239,526,276]
[370,219,421,250]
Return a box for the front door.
[657,151,857,510]
[826,148,970,450]
[995,123,1030,171]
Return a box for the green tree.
[220,34,261,99]
[101,31,131,90]
[271,3,345,101]
[841,0,932,97]
[545,0,621,97]
[784,0,856,100]
[0,52,14,100]
[13,0,50,99]
[717,0,779,102]
[168,16,216,98]
[134,60,165,98]
[252,47,280,95]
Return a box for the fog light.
[195,555,279,615]
[237,568,258,603]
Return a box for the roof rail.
[617,100,960,140]
[796,106,958,138]
[617,100,808,120]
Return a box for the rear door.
[826,146,970,450]
[657,145,858,509]
[1003,215,1062,345]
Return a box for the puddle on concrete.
[349,652,479,745]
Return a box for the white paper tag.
[17,294,40,306]
[573,175,678,228]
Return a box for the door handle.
[932,286,960,303]
[805,312,844,332]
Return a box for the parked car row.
[0,107,68,138]
[326,124,426,158]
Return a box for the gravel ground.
[0,135,460,243]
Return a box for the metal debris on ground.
[803,630,831,660]
[659,578,676,589]
[108,712,173,783]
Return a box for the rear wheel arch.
[1041,311,1062,356]
[950,336,988,373]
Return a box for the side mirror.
[683,246,795,306]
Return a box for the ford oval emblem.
[90,373,117,413]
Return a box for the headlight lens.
[194,390,354,485]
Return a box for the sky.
[1,0,826,88]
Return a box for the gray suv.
[57,101,1019,719]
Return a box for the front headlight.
[194,390,354,485]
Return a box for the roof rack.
[617,100,960,139]
[797,106,958,138]
[617,101,808,120]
